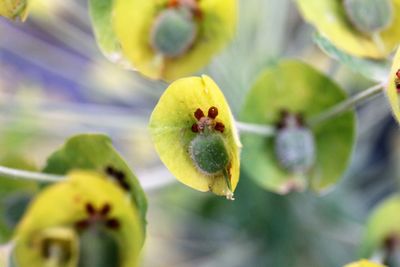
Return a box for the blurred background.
[0,0,398,266]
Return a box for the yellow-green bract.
[0,0,29,21]
[240,60,355,194]
[296,0,400,59]
[149,75,241,199]
[386,46,400,125]
[361,194,400,257]
[344,259,386,267]
[111,0,237,81]
[13,171,143,267]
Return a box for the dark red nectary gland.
[214,122,225,133]
[100,204,111,216]
[191,123,199,133]
[208,106,219,119]
[194,108,205,120]
[396,69,400,79]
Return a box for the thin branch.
[235,121,276,137]
[0,166,63,183]
[235,83,385,136]
[307,83,385,126]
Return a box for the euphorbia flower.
[344,260,386,267]
[112,0,237,81]
[0,0,28,21]
[296,0,400,59]
[360,194,400,259]
[42,134,148,236]
[13,170,143,267]
[387,46,400,124]
[149,75,241,199]
[240,60,355,194]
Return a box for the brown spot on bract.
[114,170,125,181]
[86,203,96,215]
[75,219,90,230]
[100,204,111,216]
[167,0,179,8]
[106,219,120,230]
[105,166,115,175]
[73,195,81,204]
[295,113,304,127]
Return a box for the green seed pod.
[275,126,315,174]
[78,225,120,267]
[150,7,197,58]
[189,133,229,175]
[344,0,393,34]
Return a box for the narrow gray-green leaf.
[314,33,390,83]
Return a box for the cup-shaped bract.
[112,0,237,81]
[13,170,143,267]
[360,195,400,258]
[0,0,29,21]
[296,0,400,59]
[344,260,386,267]
[149,75,241,199]
[42,134,147,236]
[387,46,400,125]
[240,60,355,194]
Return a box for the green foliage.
[89,0,128,66]
[314,34,390,83]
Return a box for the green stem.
[307,83,384,126]
[235,121,276,137]
[236,83,385,136]
[0,166,63,183]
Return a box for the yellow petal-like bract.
[149,75,241,198]
[113,0,237,81]
[296,0,400,59]
[344,260,386,267]
[0,0,29,21]
[387,46,400,124]
[361,194,400,257]
[13,170,143,267]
